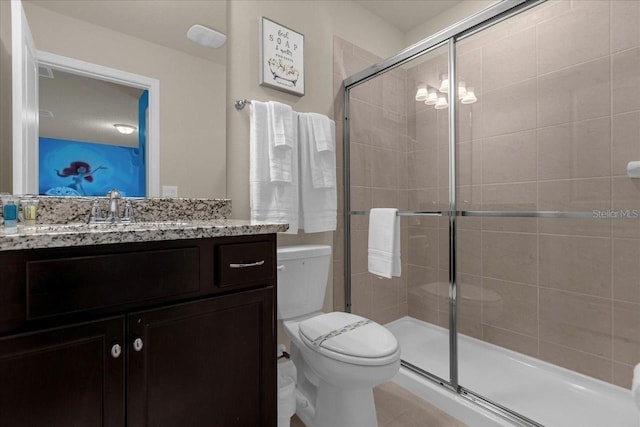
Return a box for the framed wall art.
[259,17,305,96]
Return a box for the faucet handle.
[107,189,122,199]
[88,199,104,224]
[122,200,135,223]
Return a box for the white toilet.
[277,245,401,427]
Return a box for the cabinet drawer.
[216,241,274,287]
[27,247,200,319]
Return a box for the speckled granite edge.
[0,220,288,251]
[1,196,232,224]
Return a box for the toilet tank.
[277,245,331,320]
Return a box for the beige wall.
[404,0,498,47]
[4,2,227,198]
[225,0,405,346]
[0,0,12,193]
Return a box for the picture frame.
[259,16,305,97]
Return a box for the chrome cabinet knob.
[133,337,144,352]
[111,343,122,359]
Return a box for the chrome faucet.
[106,189,122,223]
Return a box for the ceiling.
[356,0,464,33]
[25,0,227,64]
[39,68,143,147]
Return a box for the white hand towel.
[368,208,401,279]
[267,101,294,183]
[250,101,298,234]
[307,112,336,189]
[298,113,337,233]
[633,363,640,410]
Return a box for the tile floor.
[290,382,467,427]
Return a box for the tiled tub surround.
[337,0,640,390]
[0,197,289,251]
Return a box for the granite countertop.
[0,219,289,251]
[0,196,287,251]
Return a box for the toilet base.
[295,379,378,427]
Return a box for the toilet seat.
[298,312,400,367]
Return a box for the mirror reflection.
[1,0,228,198]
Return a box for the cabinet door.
[127,287,275,427]
[0,317,125,427]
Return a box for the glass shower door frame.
[343,1,546,426]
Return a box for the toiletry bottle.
[3,199,18,233]
[22,198,38,227]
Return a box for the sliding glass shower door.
[343,0,640,425]
[346,43,452,384]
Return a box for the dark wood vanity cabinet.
[0,234,277,427]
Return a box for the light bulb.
[415,85,428,102]
[439,74,449,93]
[114,124,137,135]
[434,95,448,110]
[458,81,467,99]
[424,88,438,105]
[461,87,477,104]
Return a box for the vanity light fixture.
[424,88,438,105]
[114,124,137,135]
[461,87,477,104]
[187,24,227,48]
[415,85,428,102]
[458,81,467,99]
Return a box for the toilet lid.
[298,312,398,359]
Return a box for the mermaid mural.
[39,137,144,197]
[54,161,107,196]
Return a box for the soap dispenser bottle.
[2,197,18,233]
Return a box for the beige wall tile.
[482,325,538,358]
[351,273,372,318]
[539,341,612,383]
[482,27,536,92]
[612,47,640,114]
[457,229,482,276]
[350,142,372,187]
[613,239,640,304]
[612,112,640,178]
[408,293,438,325]
[612,1,640,53]
[407,227,439,269]
[538,57,610,128]
[538,217,610,238]
[611,177,640,239]
[538,117,611,180]
[613,362,635,389]
[538,178,611,211]
[482,217,537,234]
[371,147,398,189]
[458,141,482,187]
[539,288,612,358]
[482,182,537,211]
[372,274,399,312]
[483,278,538,337]
[372,188,398,209]
[536,0,610,75]
[482,78,537,138]
[408,148,438,189]
[333,259,345,310]
[351,229,369,274]
[539,235,612,298]
[613,300,640,366]
[482,231,537,285]
[482,130,537,184]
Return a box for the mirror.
[1,0,228,198]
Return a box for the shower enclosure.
[339,1,640,425]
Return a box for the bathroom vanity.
[0,198,286,427]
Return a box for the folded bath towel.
[307,112,336,189]
[368,208,401,279]
[250,101,298,234]
[298,113,337,233]
[267,101,294,183]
